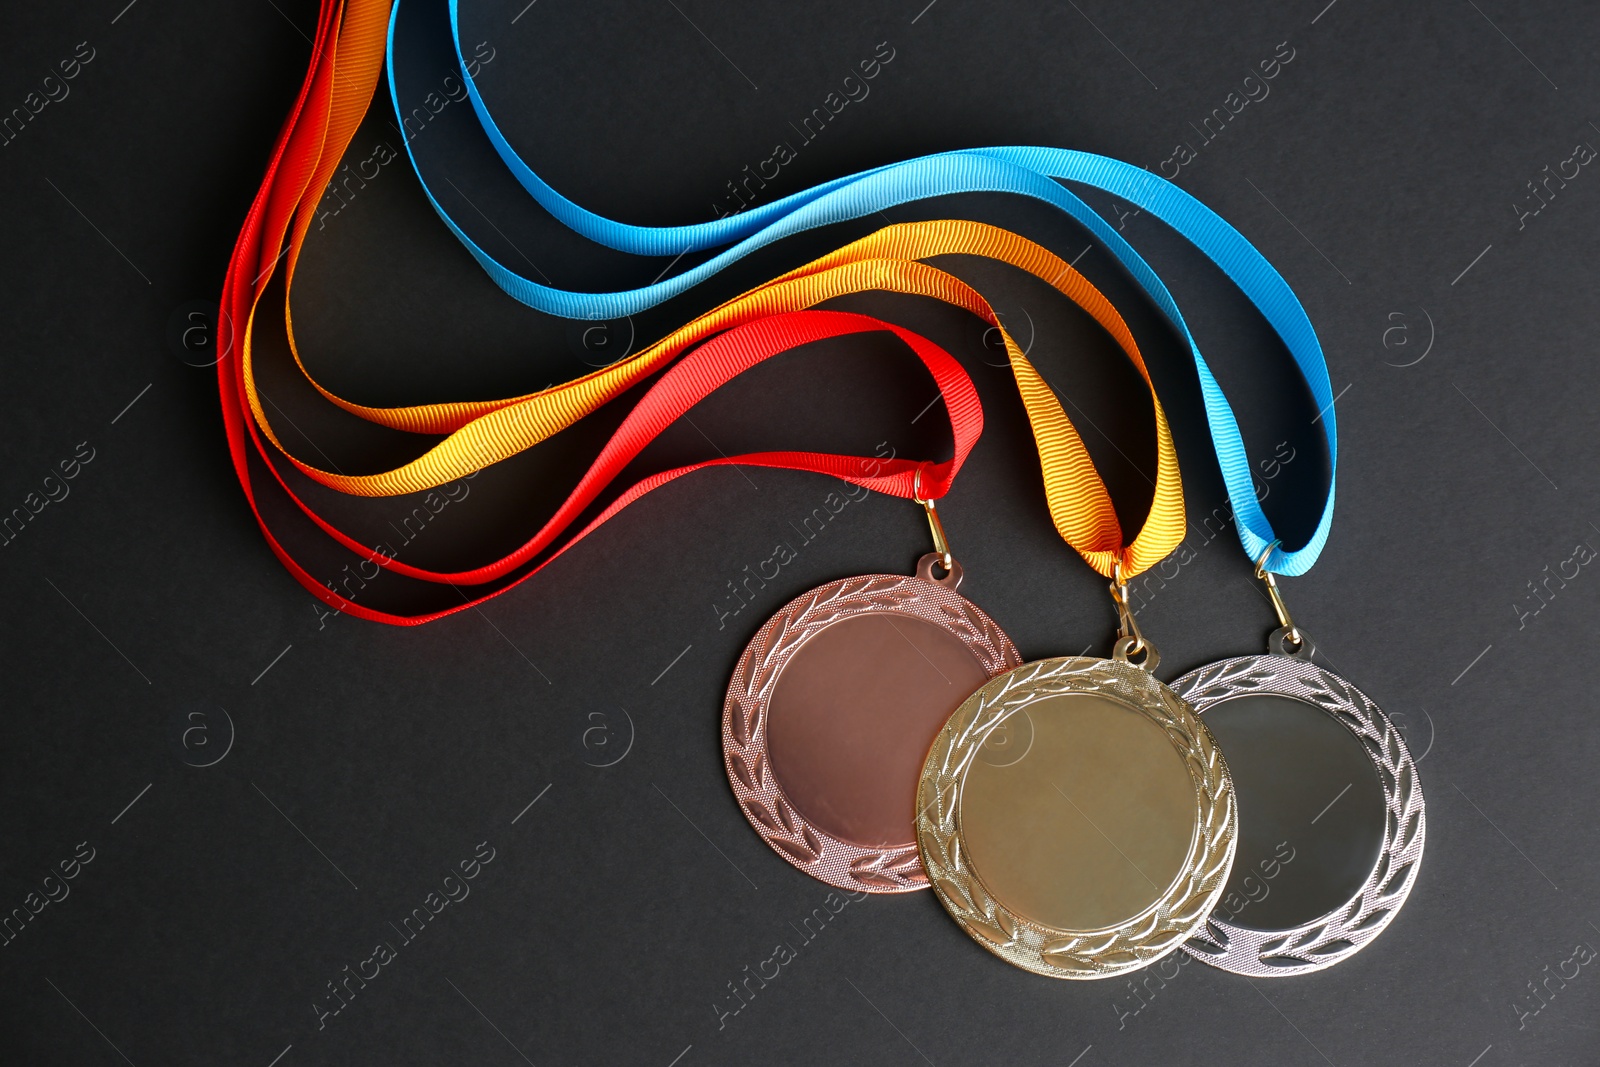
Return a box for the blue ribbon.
[385,0,1336,576]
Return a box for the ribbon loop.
[220,0,1309,627]
[395,0,1335,574]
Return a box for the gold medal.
[917,576,1236,978]
[899,232,1237,977]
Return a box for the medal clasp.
[1109,561,1159,672]
[912,466,954,575]
[1255,541,1312,659]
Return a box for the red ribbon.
[216,1,980,626]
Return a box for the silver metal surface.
[1174,654,1426,976]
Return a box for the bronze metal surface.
[766,612,993,848]
[724,568,1019,893]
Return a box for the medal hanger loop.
[912,465,954,570]
[913,464,962,590]
[1254,539,1312,659]
[1109,559,1159,672]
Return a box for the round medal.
[1175,625,1424,976]
[724,553,1019,892]
[916,636,1236,978]
[896,223,1222,978]
[706,225,1195,896]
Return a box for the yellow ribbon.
[241,0,1182,578]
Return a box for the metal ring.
[1111,634,1160,673]
[1270,625,1313,661]
[1253,539,1283,580]
[915,552,963,590]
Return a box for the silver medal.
[1177,557,1425,976]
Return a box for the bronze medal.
[724,483,1020,892]
[724,549,1019,893]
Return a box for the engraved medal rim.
[1172,653,1427,977]
[915,655,1238,979]
[722,572,1021,894]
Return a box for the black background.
[2,0,1597,1064]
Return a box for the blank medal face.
[959,693,1197,930]
[916,656,1237,978]
[1200,693,1386,930]
[767,612,992,848]
[1172,654,1426,977]
[723,571,1021,893]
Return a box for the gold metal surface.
[916,655,1237,979]
[960,692,1195,930]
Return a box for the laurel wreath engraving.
[722,573,1020,893]
[1175,654,1426,977]
[915,656,1237,979]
